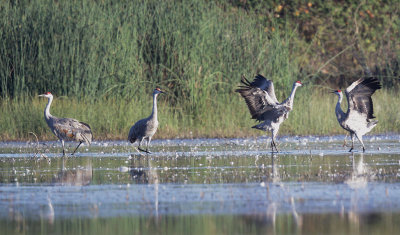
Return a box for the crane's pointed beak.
[38,94,45,97]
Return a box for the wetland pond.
[1,135,400,234]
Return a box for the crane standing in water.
[332,77,381,152]
[39,92,93,156]
[128,88,165,154]
[236,74,303,152]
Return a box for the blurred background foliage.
[0,0,398,139]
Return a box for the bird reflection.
[129,156,158,184]
[266,153,280,184]
[344,153,382,228]
[129,155,159,220]
[265,153,302,229]
[40,194,54,225]
[345,153,368,189]
[52,158,92,186]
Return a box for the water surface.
[1,135,400,234]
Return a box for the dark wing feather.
[79,121,93,143]
[345,77,381,119]
[53,118,93,144]
[128,118,146,143]
[236,75,279,121]
[252,74,279,103]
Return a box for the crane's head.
[331,89,342,96]
[153,87,165,95]
[294,81,303,87]
[38,92,53,99]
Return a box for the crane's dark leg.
[270,130,279,153]
[138,138,151,154]
[355,133,365,152]
[72,142,82,155]
[269,132,274,153]
[342,133,348,147]
[272,139,279,153]
[61,140,66,156]
[348,133,354,152]
[145,138,152,154]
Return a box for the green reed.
[0,0,398,140]
[0,88,398,141]
[0,0,301,98]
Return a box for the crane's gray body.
[128,88,164,153]
[46,117,92,144]
[236,74,302,152]
[128,116,159,144]
[39,93,92,155]
[333,77,381,152]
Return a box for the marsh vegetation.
[0,0,398,140]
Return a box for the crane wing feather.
[128,118,147,142]
[253,74,279,104]
[236,75,281,121]
[52,118,93,144]
[345,77,381,119]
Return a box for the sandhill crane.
[236,74,302,152]
[332,77,381,152]
[128,88,165,154]
[39,92,93,156]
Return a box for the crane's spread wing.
[236,75,281,121]
[250,74,279,104]
[345,77,381,119]
[53,118,93,144]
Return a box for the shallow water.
[1,135,400,234]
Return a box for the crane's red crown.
[296,81,302,85]
[155,88,161,91]
[337,89,341,93]
[46,92,52,95]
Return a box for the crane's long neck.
[44,96,54,121]
[335,93,345,121]
[150,93,158,121]
[283,84,299,109]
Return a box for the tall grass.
[1,88,398,141]
[0,0,398,140]
[0,0,296,100]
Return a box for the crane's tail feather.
[129,137,137,143]
[128,126,137,143]
[79,131,92,145]
[78,121,93,144]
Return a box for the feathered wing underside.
[252,74,279,104]
[235,75,281,121]
[345,77,381,120]
[53,118,93,144]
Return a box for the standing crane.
[39,92,93,156]
[128,88,165,154]
[332,77,381,152]
[236,74,303,152]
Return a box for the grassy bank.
[1,88,398,141]
[0,0,398,140]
